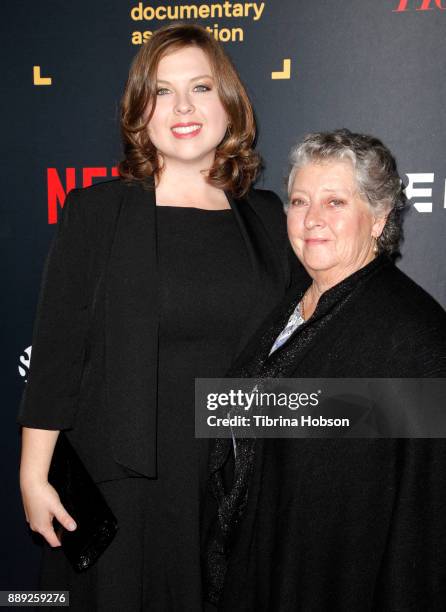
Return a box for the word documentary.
[130,1,266,44]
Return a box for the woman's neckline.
[156,205,232,212]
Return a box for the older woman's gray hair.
[286,129,408,257]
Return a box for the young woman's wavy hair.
[118,23,261,197]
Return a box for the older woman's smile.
[304,238,330,244]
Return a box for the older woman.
[205,129,446,611]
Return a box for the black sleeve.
[374,438,446,609]
[16,188,91,430]
[384,324,446,377]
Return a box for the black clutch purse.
[48,431,118,572]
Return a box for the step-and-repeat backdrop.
[3,0,445,589]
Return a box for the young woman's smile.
[170,122,203,138]
[147,46,229,169]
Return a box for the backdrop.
[3,0,445,591]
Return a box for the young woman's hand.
[19,428,76,548]
[20,477,77,547]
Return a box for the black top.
[156,206,256,497]
[150,206,262,610]
[206,255,446,611]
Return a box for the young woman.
[17,24,302,611]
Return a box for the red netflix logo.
[394,0,446,10]
[47,167,119,224]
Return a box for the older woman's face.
[287,161,386,282]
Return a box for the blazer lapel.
[105,178,159,478]
[226,191,287,357]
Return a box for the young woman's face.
[147,46,229,170]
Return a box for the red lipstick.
[170,122,202,139]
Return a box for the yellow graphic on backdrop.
[33,66,52,86]
[130,1,265,44]
[128,2,293,81]
[131,2,265,21]
[271,59,291,80]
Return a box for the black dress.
[39,205,263,611]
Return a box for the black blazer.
[227,253,446,379]
[206,255,446,611]
[17,177,305,482]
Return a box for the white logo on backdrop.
[18,346,32,382]
[404,173,446,213]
